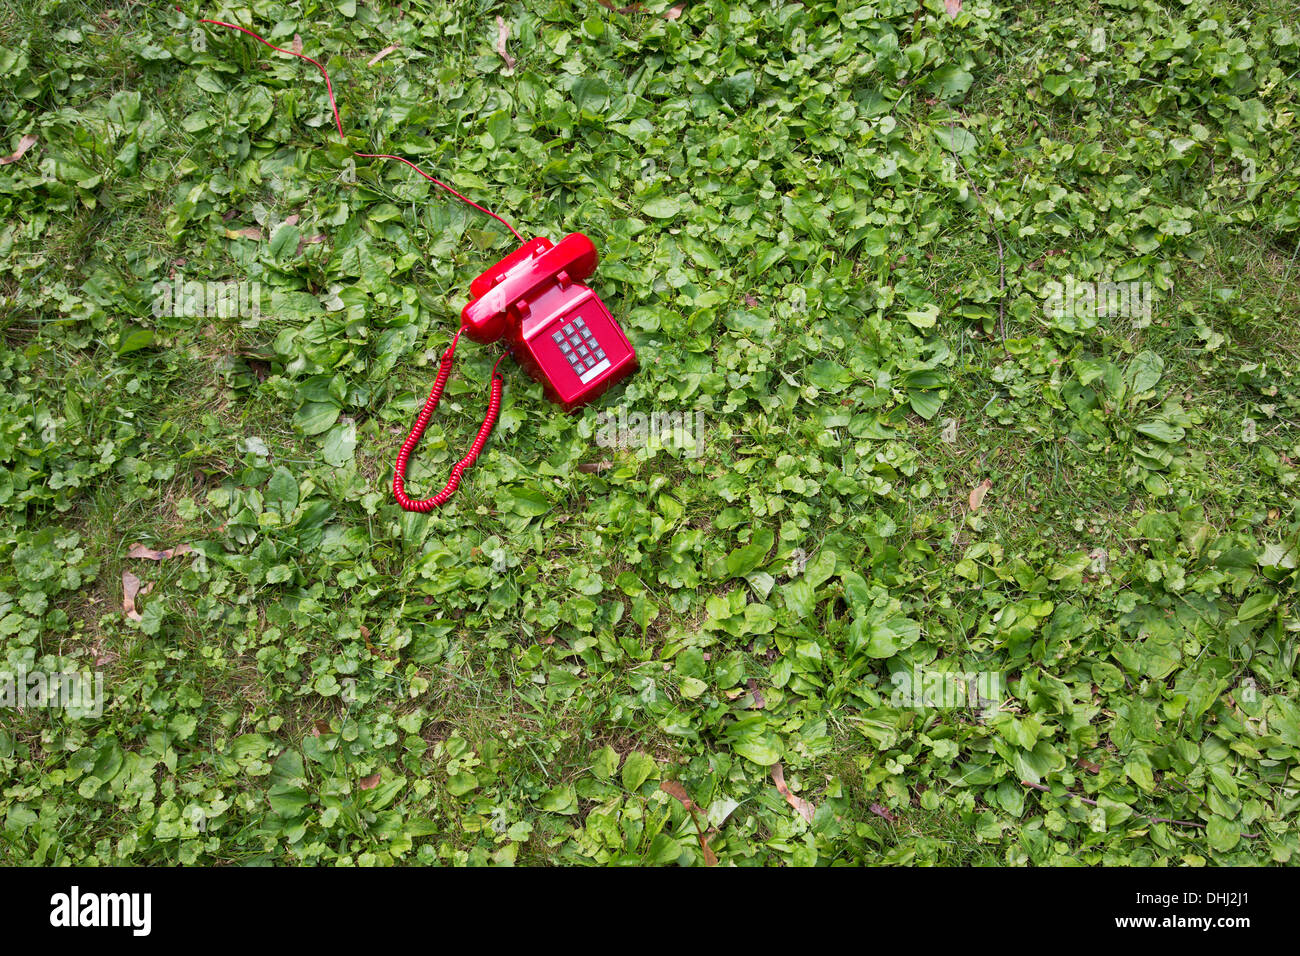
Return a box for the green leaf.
[641,196,680,219]
[1206,817,1240,853]
[733,736,783,766]
[506,486,551,517]
[294,402,341,436]
[928,65,974,99]
[117,327,155,354]
[903,303,939,330]
[620,751,657,792]
[322,420,356,467]
[446,773,479,797]
[540,785,578,814]
[266,467,299,518]
[934,124,978,155]
[1128,350,1164,396]
[1135,419,1185,443]
[267,784,311,817]
[726,528,774,576]
[591,746,620,780]
[268,221,300,259]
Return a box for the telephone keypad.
[557,317,613,383]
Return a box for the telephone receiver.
[461,233,637,412]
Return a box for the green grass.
[0,0,1298,866]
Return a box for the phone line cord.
[196,16,524,241]
[392,328,506,512]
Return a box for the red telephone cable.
[392,330,507,512]
[197,16,516,510]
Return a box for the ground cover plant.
[0,0,1298,866]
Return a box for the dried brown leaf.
[296,234,327,254]
[368,43,400,66]
[699,835,718,866]
[968,478,992,511]
[226,226,262,241]
[659,779,694,810]
[659,780,717,865]
[291,34,303,55]
[746,678,766,710]
[945,0,962,16]
[664,3,685,19]
[0,134,37,166]
[127,542,194,561]
[495,17,516,71]
[122,571,144,622]
[870,802,898,823]
[771,763,815,824]
[358,773,381,790]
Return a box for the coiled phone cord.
[391,329,506,512]
[197,15,515,510]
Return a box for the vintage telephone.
[196,17,637,512]
[462,233,637,410]
[391,234,637,512]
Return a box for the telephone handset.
[392,233,638,511]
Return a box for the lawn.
[0,0,1298,866]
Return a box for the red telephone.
[391,234,638,511]
[463,233,638,411]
